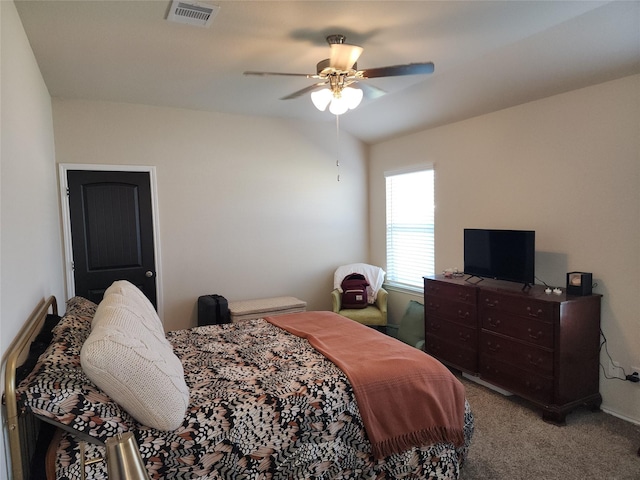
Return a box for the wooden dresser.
[424,275,602,423]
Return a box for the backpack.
[340,273,369,309]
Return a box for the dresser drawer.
[480,355,553,404]
[425,335,478,373]
[480,330,553,377]
[481,309,553,348]
[424,279,476,305]
[480,291,555,322]
[426,318,477,347]
[424,296,477,327]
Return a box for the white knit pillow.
[96,280,164,337]
[81,288,189,431]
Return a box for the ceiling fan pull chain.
[336,115,340,182]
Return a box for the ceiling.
[15,0,640,144]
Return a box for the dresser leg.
[542,394,602,425]
[542,408,567,425]
[587,394,603,412]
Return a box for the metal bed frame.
[2,296,58,480]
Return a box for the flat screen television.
[464,229,535,286]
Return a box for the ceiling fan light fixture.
[342,87,363,109]
[311,89,333,111]
[312,85,363,115]
[329,44,364,71]
[329,96,350,116]
[311,86,362,115]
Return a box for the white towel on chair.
[334,263,386,303]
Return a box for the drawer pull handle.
[527,354,542,367]
[527,328,543,340]
[429,322,441,332]
[527,307,544,318]
[487,317,501,328]
[428,302,440,311]
[457,310,469,320]
[485,299,499,308]
[458,332,469,342]
[486,342,500,352]
[458,293,470,301]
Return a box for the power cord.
[534,276,550,288]
[599,329,639,382]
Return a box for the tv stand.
[424,275,602,424]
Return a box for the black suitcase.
[197,294,231,326]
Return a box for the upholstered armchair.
[331,287,388,331]
[332,263,388,331]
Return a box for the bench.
[228,296,307,322]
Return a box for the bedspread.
[141,319,471,479]
[266,312,466,459]
[33,313,473,479]
[17,295,473,479]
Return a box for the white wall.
[51,100,369,332]
[369,74,640,424]
[0,1,65,476]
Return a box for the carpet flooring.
[458,376,640,480]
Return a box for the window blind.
[385,167,435,289]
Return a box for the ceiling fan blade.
[244,71,316,78]
[358,82,387,100]
[359,62,434,79]
[281,82,328,100]
[329,44,363,71]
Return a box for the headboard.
[2,296,58,480]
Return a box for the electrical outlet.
[626,368,640,383]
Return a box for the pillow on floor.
[397,300,425,349]
[81,284,189,431]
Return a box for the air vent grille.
[167,1,220,28]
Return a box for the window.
[385,166,435,290]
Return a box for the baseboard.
[600,407,640,426]
[462,372,513,396]
[462,374,640,425]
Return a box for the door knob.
[145,271,154,278]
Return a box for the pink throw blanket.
[265,311,466,459]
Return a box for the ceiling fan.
[244,34,434,115]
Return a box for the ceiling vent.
[167,1,220,28]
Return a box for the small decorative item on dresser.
[566,272,592,296]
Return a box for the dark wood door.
[67,170,157,307]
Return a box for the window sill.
[383,283,424,296]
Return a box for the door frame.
[59,164,164,320]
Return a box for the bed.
[6,282,474,479]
